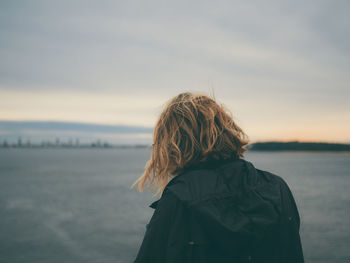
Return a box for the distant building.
[17,137,22,147]
[2,139,8,148]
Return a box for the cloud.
[0,0,349,142]
[1,0,349,92]
[0,90,164,126]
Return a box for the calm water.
[0,148,349,263]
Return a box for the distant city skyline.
[1,1,349,143]
[0,120,153,145]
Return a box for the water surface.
[0,148,349,263]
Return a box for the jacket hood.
[150,157,283,256]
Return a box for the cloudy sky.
[1,0,349,143]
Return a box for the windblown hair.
[131,92,249,196]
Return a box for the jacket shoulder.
[164,168,214,203]
[258,169,301,225]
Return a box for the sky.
[1,0,349,143]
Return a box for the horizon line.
[0,119,153,129]
[1,119,349,144]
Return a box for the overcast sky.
[1,0,349,143]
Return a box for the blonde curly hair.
[131,92,249,196]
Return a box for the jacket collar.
[149,199,160,209]
[148,156,240,210]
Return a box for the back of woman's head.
[131,92,249,196]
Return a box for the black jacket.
[134,157,304,263]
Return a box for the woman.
[131,92,304,263]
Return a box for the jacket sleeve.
[133,189,180,263]
[278,178,304,263]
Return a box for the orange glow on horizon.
[0,90,349,144]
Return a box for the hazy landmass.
[0,120,153,145]
[2,139,350,152]
[248,141,350,152]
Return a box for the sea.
[0,148,349,263]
